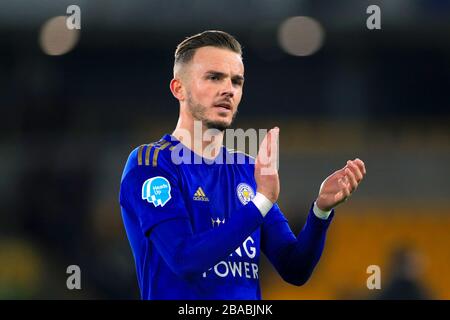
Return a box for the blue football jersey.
[119,134,334,300]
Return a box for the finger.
[257,130,270,165]
[335,190,349,203]
[336,178,351,202]
[259,127,280,175]
[341,178,351,197]
[342,174,349,185]
[347,160,363,182]
[354,158,366,175]
[270,127,279,169]
[336,159,353,177]
[267,128,273,158]
[263,128,278,160]
[345,167,358,192]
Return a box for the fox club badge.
[236,183,255,205]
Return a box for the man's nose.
[220,79,234,98]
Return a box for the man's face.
[181,46,244,131]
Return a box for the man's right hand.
[254,127,280,203]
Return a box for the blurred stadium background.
[1,0,449,299]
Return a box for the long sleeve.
[121,164,265,281]
[148,201,264,280]
[261,202,334,286]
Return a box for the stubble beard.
[186,92,237,132]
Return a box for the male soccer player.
[119,30,366,299]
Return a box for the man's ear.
[170,78,185,101]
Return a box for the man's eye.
[208,75,219,80]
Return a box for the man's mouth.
[214,102,232,111]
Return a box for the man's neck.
[172,118,224,160]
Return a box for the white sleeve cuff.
[252,192,273,217]
[313,201,332,220]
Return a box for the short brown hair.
[174,30,242,67]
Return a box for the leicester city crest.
[236,183,255,205]
[142,176,172,207]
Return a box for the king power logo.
[202,236,259,280]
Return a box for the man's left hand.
[316,158,366,211]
